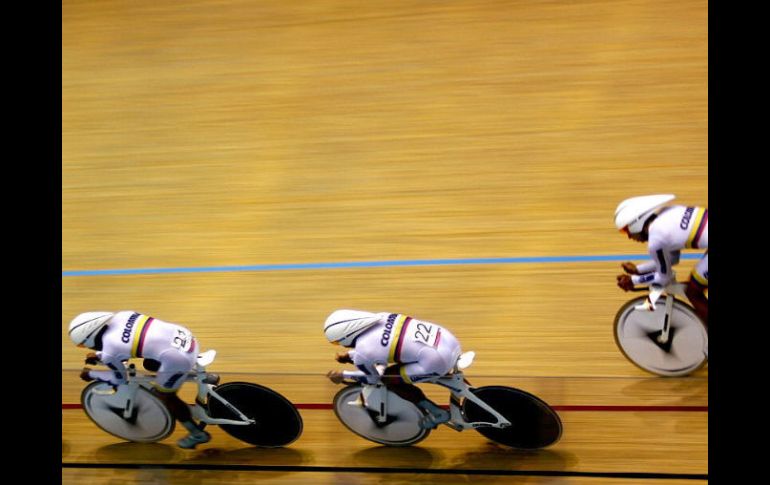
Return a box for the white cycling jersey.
[342,313,463,385]
[632,205,708,287]
[87,311,200,392]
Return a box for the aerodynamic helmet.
[324,309,381,347]
[68,312,114,348]
[614,194,675,234]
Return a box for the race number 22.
[412,321,441,348]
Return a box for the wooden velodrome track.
[62,0,707,483]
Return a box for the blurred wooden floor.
[62,0,707,483]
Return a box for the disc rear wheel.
[463,386,562,449]
[207,382,303,447]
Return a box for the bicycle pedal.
[419,416,441,430]
[419,409,450,430]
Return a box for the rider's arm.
[86,352,128,386]
[635,250,679,274]
[631,244,677,286]
[344,351,381,384]
[635,260,656,274]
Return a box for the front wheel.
[206,382,303,447]
[463,386,562,449]
[81,381,175,443]
[333,384,430,446]
[614,296,708,376]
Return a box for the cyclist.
[68,311,211,449]
[614,194,708,328]
[324,309,462,429]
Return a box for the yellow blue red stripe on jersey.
[686,208,708,249]
[131,315,154,358]
[690,252,708,287]
[388,314,411,363]
[400,365,413,384]
[691,270,708,287]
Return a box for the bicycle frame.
[91,350,254,428]
[360,352,512,431]
[434,372,512,431]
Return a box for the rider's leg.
[153,387,210,448]
[383,355,451,429]
[155,353,211,449]
[685,254,709,329]
[381,364,429,402]
[685,280,708,327]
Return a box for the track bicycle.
[332,351,562,448]
[80,350,303,447]
[614,282,708,376]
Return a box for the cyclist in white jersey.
[68,311,212,449]
[614,194,708,327]
[324,309,463,429]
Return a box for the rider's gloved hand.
[80,367,95,382]
[335,352,353,364]
[327,370,345,384]
[617,274,634,292]
[621,262,639,275]
[88,369,126,387]
[84,352,100,365]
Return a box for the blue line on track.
[62,253,702,277]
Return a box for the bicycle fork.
[657,294,674,344]
[108,364,142,420]
[359,383,389,424]
[634,285,675,345]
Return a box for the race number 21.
[171,328,194,352]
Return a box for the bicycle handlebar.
[627,282,685,293]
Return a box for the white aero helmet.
[68,312,114,347]
[614,194,675,234]
[324,309,381,347]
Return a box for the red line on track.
[553,405,707,412]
